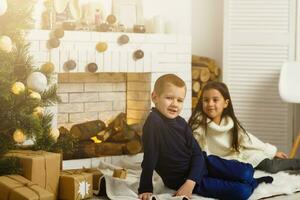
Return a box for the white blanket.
[95,159,300,200]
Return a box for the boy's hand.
[174,179,195,199]
[275,151,288,159]
[138,192,153,200]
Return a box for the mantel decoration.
[0,0,77,176]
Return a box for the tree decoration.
[29,91,41,100]
[0,35,12,53]
[0,0,7,16]
[40,62,55,74]
[0,0,77,175]
[96,42,108,53]
[107,14,117,24]
[11,82,25,95]
[53,27,65,39]
[86,62,98,73]
[133,49,144,60]
[118,34,129,45]
[33,106,44,118]
[13,129,26,144]
[27,72,48,93]
[49,128,60,141]
[63,59,77,71]
[47,37,60,49]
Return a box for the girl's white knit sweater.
[193,116,277,167]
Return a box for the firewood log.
[107,112,126,132]
[192,97,199,109]
[70,120,106,141]
[110,129,136,142]
[192,81,201,94]
[199,67,210,82]
[96,129,112,142]
[192,69,200,80]
[128,123,143,136]
[95,142,125,156]
[125,139,142,154]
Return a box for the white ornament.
[78,180,90,198]
[50,128,60,141]
[0,0,7,16]
[27,72,47,93]
[0,35,12,53]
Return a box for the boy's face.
[152,83,186,119]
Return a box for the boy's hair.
[154,74,186,95]
[188,81,247,151]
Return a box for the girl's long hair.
[188,82,247,151]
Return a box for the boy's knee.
[233,185,252,200]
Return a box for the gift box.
[5,150,60,199]
[81,168,103,191]
[0,175,54,200]
[59,170,93,200]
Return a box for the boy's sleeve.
[138,116,160,194]
[187,127,207,185]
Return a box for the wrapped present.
[0,175,54,200]
[5,150,60,199]
[81,168,103,191]
[59,170,93,200]
[113,168,127,179]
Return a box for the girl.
[188,81,300,174]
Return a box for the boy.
[138,74,273,200]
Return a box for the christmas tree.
[0,0,76,175]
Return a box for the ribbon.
[5,175,41,200]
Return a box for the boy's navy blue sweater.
[138,108,208,194]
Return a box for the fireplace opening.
[57,72,151,159]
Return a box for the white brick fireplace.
[26,30,191,167]
[27,30,192,126]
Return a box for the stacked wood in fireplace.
[61,113,143,159]
[192,55,221,111]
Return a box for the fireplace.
[26,30,191,166]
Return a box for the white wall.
[191,0,223,68]
[142,0,191,35]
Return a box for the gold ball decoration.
[27,72,48,93]
[41,62,55,74]
[53,27,65,39]
[47,38,60,49]
[29,91,41,100]
[13,129,26,143]
[118,34,129,45]
[11,82,25,95]
[63,59,77,71]
[86,62,98,73]
[107,14,117,24]
[96,42,108,53]
[133,49,144,60]
[33,106,44,117]
[0,35,12,53]
[50,128,60,141]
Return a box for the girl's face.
[202,88,229,125]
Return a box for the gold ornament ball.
[13,129,26,143]
[107,14,117,24]
[33,106,44,117]
[11,82,25,95]
[29,91,41,100]
[41,62,55,74]
[96,42,108,52]
[0,35,12,53]
[50,128,60,141]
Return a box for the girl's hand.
[138,192,152,200]
[275,151,288,159]
[174,179,195,199]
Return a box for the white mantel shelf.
[26,30,191,74]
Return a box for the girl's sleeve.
[240,132,277,159]
[138,117,160,194]
[192,126,207,151]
